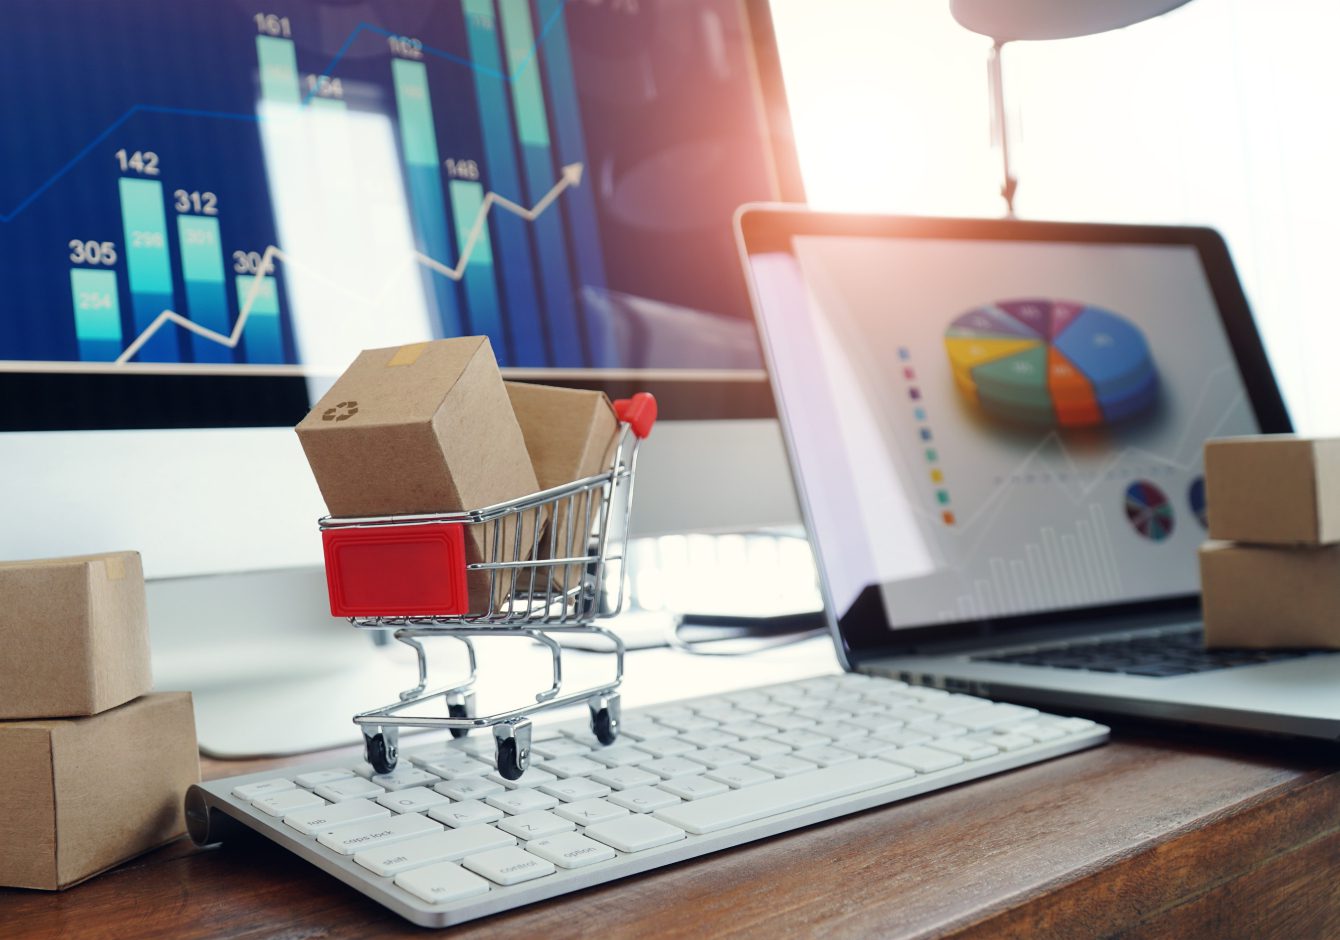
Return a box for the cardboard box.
[0,692,200,890]
[297,338,541,611]
[1205,435,1340,545]
[1200,541,1340,648]
[507,382,619,588]
[0,551,151,720]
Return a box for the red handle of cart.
[613,392,657,439]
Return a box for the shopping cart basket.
[318,393,656,780]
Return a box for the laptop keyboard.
[972,628,1314,677]
[190,673,1107,927]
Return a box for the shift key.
[284,799,389,836]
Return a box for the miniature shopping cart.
[318,393,657,780]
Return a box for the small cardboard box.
[507,382,619,587]
[1205,435,1340,545]
[0,551,151,720]
[1200,541,1340,649]
[297,338,541,611]
[0,692,200,890]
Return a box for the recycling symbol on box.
[322,400,359,422]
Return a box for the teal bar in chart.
[256,35,302,105]
[177,216,233,363]
[235,274,284,363]
[118,177,177,362]
[536,0,611,365]
[463,0,546,366]
[69,268,122,362]
[391,57,462,338]
[449,179,504,354]
[498,0,584,366]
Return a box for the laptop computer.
[736,205,1340,743]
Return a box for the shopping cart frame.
[317,393,656,780]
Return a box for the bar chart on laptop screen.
[0,1,777,375]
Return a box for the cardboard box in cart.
[0,551,152,720]
[506,382,619,588]
[297,338,542,612]
[0,692,200,890]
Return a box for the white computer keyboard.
[187,673,1108,928]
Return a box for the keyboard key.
[679,729,741,749]
[377,787,449,814]
[1048,717,1098,734]
[769,729,831,750]
[809,723,866,743]
[879,746,963,774]
[497,810,576,840]
[905,719,967,738]
[252,789,325,818]
[755,714,817,733]
[658,775,730,801]
[617,719,675,742]
[294,770,353,789]
[792,745,859,767]
[608,786,682,813]
[705,765,774,789]
[586,745,653,768]
[640,757,706,779]
[636,737,698,758]
[657,715,719,734]
[539,777,611,803]
[940,704,1039,732]
[358,826,516,876]
[584,815,687,853]
[433,777,504,802]
[524,832,617,869]
[979,732,1035,752]
[872,729,932,748]
[420,758,492,780]
[728,738,792,760]
[530,739,591,760]
[394,861,491,903]
[537,756,605,778]
[232,778,295,800]
[284,799,389,836]
[371,767,441,791]
[462,846,557,885]
[1010,723,1067,742]
[429,800,504,828]
[487,788,558,815]
[317,811,442,855]
[684,747,750,770]
[749,755,818,778]
[589,766,659,791]
[720,721,776,739]
[315,778,386,803]
[655,760,914,835]
[554,798,630,826]
[487,767,557,789]
[916,694,993,715]
[930,738,999,760]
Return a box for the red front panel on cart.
[322,524,470,618]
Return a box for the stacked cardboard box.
[0,552,200,889]
[1199,436,1340,649]
[297,337,619,612]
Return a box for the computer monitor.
[0,0,803,752]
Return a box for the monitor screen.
[746,224,1272,634]
[1,0,795,430]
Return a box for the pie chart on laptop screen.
[945,299,1159,429]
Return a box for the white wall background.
[769,0,1340,433]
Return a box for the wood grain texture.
[1,732,1337,939]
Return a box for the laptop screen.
[743,218,1273,636]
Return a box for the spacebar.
[653,760,914,835]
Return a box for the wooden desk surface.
[4,725,1339,939]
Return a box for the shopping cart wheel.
[493,718,532,781]
[363,728,398,774]
[589,692,621,746]
[446,690,476,739]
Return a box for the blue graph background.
[0,0,779,370]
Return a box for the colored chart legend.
[946,299,1159,429]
